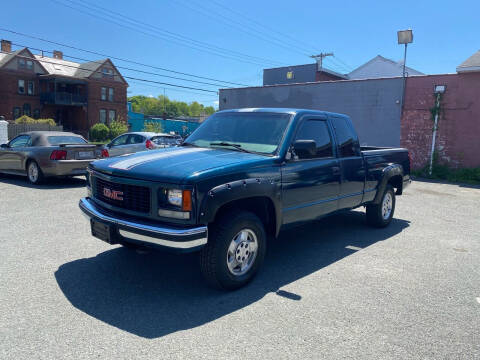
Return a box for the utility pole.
[310,53,334,71]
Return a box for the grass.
[412,164,480,185]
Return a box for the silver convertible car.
[0,131,105,184]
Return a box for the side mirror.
[106,143,112,148]
[0,143,8,149]
[293,140,317,159]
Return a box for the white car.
[105,132,179,157]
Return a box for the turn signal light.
[101,149,109,158]
[50,150,67,160]
[182,190,192,211]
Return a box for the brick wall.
[0,71,42,119]
[87,80,128,128]
[401,73,480,169]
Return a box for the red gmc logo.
[103,188,124,201]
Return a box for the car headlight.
[167,189,192,211]
[168,189,183,207]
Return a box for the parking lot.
[0,175,479,359]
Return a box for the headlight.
[168,189,183,207]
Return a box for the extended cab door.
[330,116,365,209]
[281,117,340,226]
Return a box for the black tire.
[26,160,44,184]
[366,184,396,228]
[199,211,267,290]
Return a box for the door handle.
[332,166,341,176]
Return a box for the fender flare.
[372,164,404,204]
[198,178,282,235]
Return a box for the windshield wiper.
[210,142,252,153]
[181,141,199,147]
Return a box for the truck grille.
[94,177,151,213]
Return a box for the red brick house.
[0,40,128,137]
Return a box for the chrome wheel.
[28,162,39,183]
[226,229,258,276]
[382,192,393,220]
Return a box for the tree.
[128,95,217,118]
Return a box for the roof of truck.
[216,108,348,118]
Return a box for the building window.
[99,109,106,124]
[18,80,25,94]
[102,67,114,78]
[109,110,116,123]
[18,58,26,69]
[108,88,114,102]
[13,107,21,119]
[33,109,40,119]
[23,103,31,117]
[27,81,34,95]
[26,60,33,70]
[101,87,107,101]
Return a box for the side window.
[127,134,144,144]
[10,135,31,148]
[294,119,333,159]
[331,118,358,157]
[111,134,128,146]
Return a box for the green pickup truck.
[80,108,410,290]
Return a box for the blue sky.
[1,0,478,108]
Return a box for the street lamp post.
[397,29,413,115]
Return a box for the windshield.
[185,112,291,154]
[47,136,87,145]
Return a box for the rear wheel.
[366,185,395,227]
[199,211,266,290]
[27,160,44,184]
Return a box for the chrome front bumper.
[79,197,208,252]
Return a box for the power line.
[173,0,312,56]
[11,41,234,89]
[207,0,322,55]
[0,28,251,87]
[2,50,218,94]
[51,0,284,67]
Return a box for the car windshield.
[185,112,291,155]
[47,136,87,145]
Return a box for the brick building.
[0,40,128,137]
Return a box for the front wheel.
[199,211,266,290]
[366,184,396,228]
[27,160,44,184]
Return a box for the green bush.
[15,116,56,126]
[109,121,128,139]
[89,123,110,142]
[143,121,163,133]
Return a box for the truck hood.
[90,146,274,183]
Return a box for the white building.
[348,55,424,80]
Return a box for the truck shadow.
[0,174,86,189]
[55,211,409,339]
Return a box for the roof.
[0,46,126,82]
[348,55,424,79]
[456,50,480,73]
[34,55,107,78]
[216,107,347,118]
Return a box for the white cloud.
[213,100,219,106]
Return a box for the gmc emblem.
[103,187,124,201]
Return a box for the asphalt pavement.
[0,175,479,359]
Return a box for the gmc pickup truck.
[79,108,410,290]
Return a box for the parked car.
[79,108,411,290]
[0,131,105,184]
[105,132,178,157]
